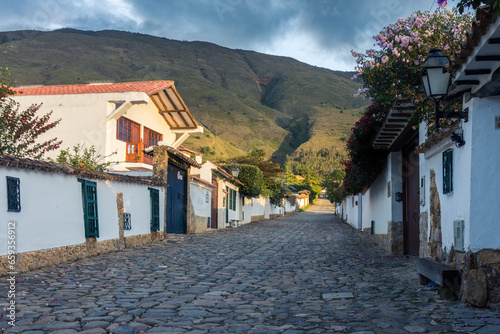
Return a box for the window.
[123,213,132,230]
[117,117,132,142]
[144,127,162,147]
[6,176,21,212]
[227,187,236,211]
[443,149,453,194]
[149,188,160,231]
[117,117,141,143]
[78,179,99,238]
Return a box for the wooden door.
[166,163,187,234]
[211,177,218,229]
[403,137,420,256]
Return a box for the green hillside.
[0,29,367,167]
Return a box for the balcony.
[126,141,153,165]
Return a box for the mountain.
[0,29,368,167]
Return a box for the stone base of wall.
[443,248,500,309]
[269,214,283,219]
[0,232,165,276]
[251,215,265,222]
[362,221,403,255]
[188,215,209,234]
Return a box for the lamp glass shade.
[231,165,240,177]
[420,47,451,99]
[426,67,450,97]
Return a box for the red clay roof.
[13,81,174,96]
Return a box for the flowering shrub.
[340,9,473,195]
[0,99,62,159]
[341,105,388,195]
[352,8,472,126]
[55,144,116,172]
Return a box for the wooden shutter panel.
[443,149,453,194]
[150,188,160,231]
[79,179,99,238]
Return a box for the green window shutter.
[149,188,160,231]
[78,179,99,238]
[6,176,21,212]
[231,189,236,211]
[443,149,453,194]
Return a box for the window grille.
[6,177,21,212]
[123,213,132,230]
[78,179,99,238]
[443,149,453,194]
[149,188,160,231]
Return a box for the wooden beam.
[464,69,491,75]
[390,113,412,118]
[151,96,174,128]
[455,80,480,86]
[385,124,405,128]
[475,55,500,61]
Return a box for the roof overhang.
[449,7,500,97]
[149,85,199,130]
[372,103,414,150]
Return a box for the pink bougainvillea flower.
[437,0,448,7]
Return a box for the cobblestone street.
[1,199,499,333]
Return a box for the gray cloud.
[1,0,438,71]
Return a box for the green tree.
[224,164,263,198]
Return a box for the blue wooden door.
[166,163,187,234]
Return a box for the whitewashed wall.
[419,96,500,252]
[0,165,164,256]
[269,202,283,216]
[361,152,403,234]
[343,194,360,229]
[241,196,267,223]
[285,198,297,214]
[467,97,500,251]
[189,181,212,219]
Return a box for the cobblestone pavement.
[1,199,499,333]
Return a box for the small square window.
[6,176,21,212]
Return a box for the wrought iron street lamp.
[231,165,240,178]
[420,47,451,131]
[420,47,468,132]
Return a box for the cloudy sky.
[1,0,442,71]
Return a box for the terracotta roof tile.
[0,154,165,186]
[12,80,174,96]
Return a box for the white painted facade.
[189,180,212,220]
[418,96,500,252]
[0,163,164,256]
[12,82,202,172]
[342,194,360,229]
[360,152,404,233]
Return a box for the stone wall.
[0,232,165,276]
[251,215,265,222]
[362,220,403,255]
[441,248,500,309]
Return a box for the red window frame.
[144,127,162,147]
[117,117,140,142]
